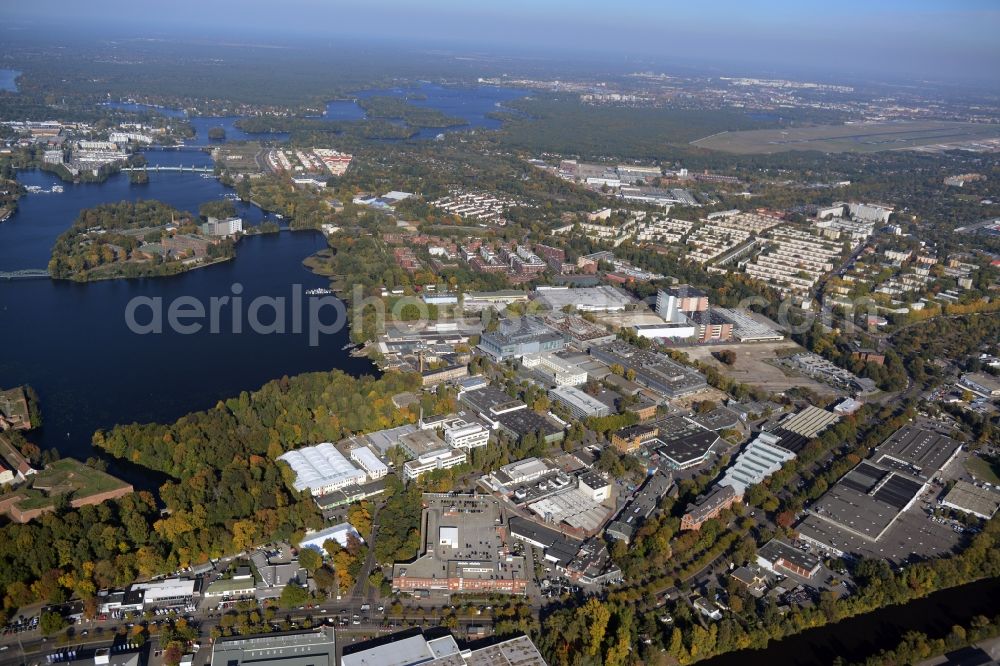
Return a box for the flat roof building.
[210,628,336,666]
[756,539,821,579]
[341,630,547,666]
[392,494,527,595]
[350,446,389,480]
[549,385,613,419]
[534,286,635,313]
[940,480,1000,520]
[591,342,707,398]
[478,316,566,361]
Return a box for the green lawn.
[965,455,1000,486]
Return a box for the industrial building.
[940,481,1000,520]
[549,385,613,419]
[718,431,800,496]
[350,445,389,480]
[777,405,841,438]
[591,342,707,398]
[392,494,528,594]
[797,425,961,558]
[533,285,635,313]
[477,316,566,361]
[341,630,547,666]
[605,473,672,543]
[756,539,821,579]
[210,628,337,666]
[298,522,365,553]
[277,443,366,496]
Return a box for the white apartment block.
[635,217,695,244]
[741,228,843,294]
[684,224,752,265]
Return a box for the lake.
[104,83,528,142]
[0,155,376,487]
[0,69,20,93]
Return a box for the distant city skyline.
[2,0,999,87]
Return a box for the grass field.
[15,458,131,509]
[965,454,1000,486]
[690,120,1000,154]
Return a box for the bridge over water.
[0,269,50,280]
[121,165,215,174]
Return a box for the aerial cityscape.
[1,1,1000,665]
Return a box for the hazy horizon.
[2,0,999,89]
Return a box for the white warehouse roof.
[278,443,366,494]
[299,522,365,552]
[350,445,388,477]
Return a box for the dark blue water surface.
[355,83,529,138]
[101,102,289,143]
[0,156,375,486]
[105,83,527,142]
[0,69,20,93]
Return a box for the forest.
[47,200,237,281]
[0,369,422,625]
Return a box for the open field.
[691,121,1000,154]
[682,341,845,398]
[965,454,1000,486]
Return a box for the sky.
[3,0,999,86]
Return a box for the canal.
[702,577,1000,665]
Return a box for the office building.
[444,422,490,450]
[680,485,740,531]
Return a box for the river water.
[0,83,532,484]
[0,158,374,486]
